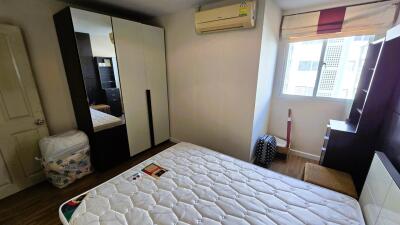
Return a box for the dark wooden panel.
[64,1,151,22]
[75,32,96,78]
[53,8,93,136]
[104,88,122,117]
[94,57,117,89]
[376,35,400,174]
[75,32,105,105]
[146,89,155,147]
[92,125,130,171]
[321,126,374,192]
[348,41,383,125]
[379,110,400,172]
[358,37,400,136]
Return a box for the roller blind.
[281,0,400,42]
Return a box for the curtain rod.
[284,0,394,17]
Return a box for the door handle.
[34,118,46,126]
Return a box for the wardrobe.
[54,7,170,170]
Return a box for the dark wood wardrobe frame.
[54,7,130,171]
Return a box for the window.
[282,35,374,99]
[298,61,319,71]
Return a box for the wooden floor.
[0,141,175,225]
[269,154,317,179]
[0,142,315,225]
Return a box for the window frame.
[279,37,370,102]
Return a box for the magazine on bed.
[142,163,168,179]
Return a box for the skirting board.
[169,137,181,143]
[289,148,320,161]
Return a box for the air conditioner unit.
[195,1,256,34]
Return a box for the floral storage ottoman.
[38,130,93,188]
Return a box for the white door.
[112,18,151,156]
[142,25,170,145]
[0,24,48,199]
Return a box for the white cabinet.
[360,154,400,225]
[112,18,170,156]
[142,25,170,145]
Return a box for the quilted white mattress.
[90,108,123,132]
[60,142,365,225]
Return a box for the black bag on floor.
[255,135,277,167]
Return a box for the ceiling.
[64,0,381,17]
[65,0,219,17]
[276,0,345,10]
[276,0,379,12]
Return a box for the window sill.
[276,93,353,104]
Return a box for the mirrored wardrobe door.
[70,8,125,133]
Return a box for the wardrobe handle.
[146,90,155,146]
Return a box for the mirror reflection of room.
[71,8,125,132]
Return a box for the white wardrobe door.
[112,17,151,156]
[142,25,170,145]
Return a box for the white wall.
[267,1,389,159]
[156,0,281,161]
[90,35,121,89]
[0,0,76,134]
[268,97,349,158]
[71,8,116,57]
[250,0,281,159]
[90,35,115,57]
[268,41,351,159]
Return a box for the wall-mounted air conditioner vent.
[195,1,256,34]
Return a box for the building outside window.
[282,35,374,99]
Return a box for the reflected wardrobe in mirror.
[71,8,125,132]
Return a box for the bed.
[59,142,365,225]
[90,108,123,132]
